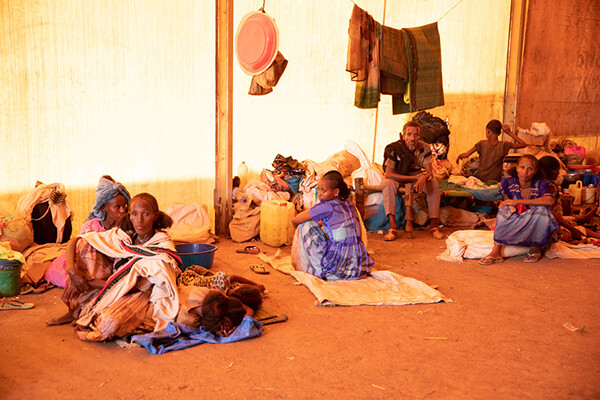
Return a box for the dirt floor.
[1,227,599,399]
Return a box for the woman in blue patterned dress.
[291,170,373,280]
[480,154,558,265]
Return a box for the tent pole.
[371,0,387,163]
[503,0,528,136]
[214,0,234,236]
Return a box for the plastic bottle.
[583,170,592,186]
[237,161,248,189]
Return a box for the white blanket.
[260,251,451,306]
[438,230,600,262]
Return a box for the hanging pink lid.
[235,11,279,76]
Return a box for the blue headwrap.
[87,177,131,221]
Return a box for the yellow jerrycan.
[260,200,296,247]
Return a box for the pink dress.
[44,218,106,287]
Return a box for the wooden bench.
[354,177,422,238]
[354,177,476,238]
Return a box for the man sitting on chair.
[381,121,444,241]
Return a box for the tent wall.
[516,0,600,147]
[0,0,552,233]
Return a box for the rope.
[437,0,465,22]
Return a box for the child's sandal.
[250,264,270,275]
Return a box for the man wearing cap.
[381,121,444,241]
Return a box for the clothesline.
[349,0,466,23]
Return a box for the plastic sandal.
[250,264,270,274]
[479,256,504,265]
[430,227,445,240]
[524,252,542,263]
[383,229,398,241]
[236,245,261,254]
[0,299,35,311]
[20,284,34,295]
[32,282,56,294]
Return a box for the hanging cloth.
[380,25,408,97]
[346,5,381,109]
[392,22,444,114]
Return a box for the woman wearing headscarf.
[46,176,130,326]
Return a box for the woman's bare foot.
[46,312,75,326]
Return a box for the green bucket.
[0,259,23,297]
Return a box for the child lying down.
[177,286,247,337]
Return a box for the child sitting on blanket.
[291,170,373,280]
[177,265,265,316]
[539,156,600,242]
[480,154,558,265]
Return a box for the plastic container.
[569,181,583,206]
[237,161,249,189]
[583,170,593,186]
[175,243,217,271]
[584,186,596,204]
[260,200,295,247]
[0,259,23,297]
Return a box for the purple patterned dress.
[292,199,373,280]
[493,177,558,247]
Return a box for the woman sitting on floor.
[480,154,558,265]
[47,175,130,326]
[61,193,181,341]
[291,170,373,280]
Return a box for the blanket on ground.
[259,250,451,306]
[438,230,600,262]
[131,317,263,355]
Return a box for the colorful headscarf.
[87,177,131,221]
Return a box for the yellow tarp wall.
[4,0,578,233]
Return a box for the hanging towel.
[380,25,408,96]
[346,5,381,109]
[248,51,289,96]
[393,22,444,114]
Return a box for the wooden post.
[503,0,528,134]
[214,0,234,236]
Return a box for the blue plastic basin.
[175,243,217,271]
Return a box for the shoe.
[430,227,445,240]
[384,229,398,241]
[479,256,504,265]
